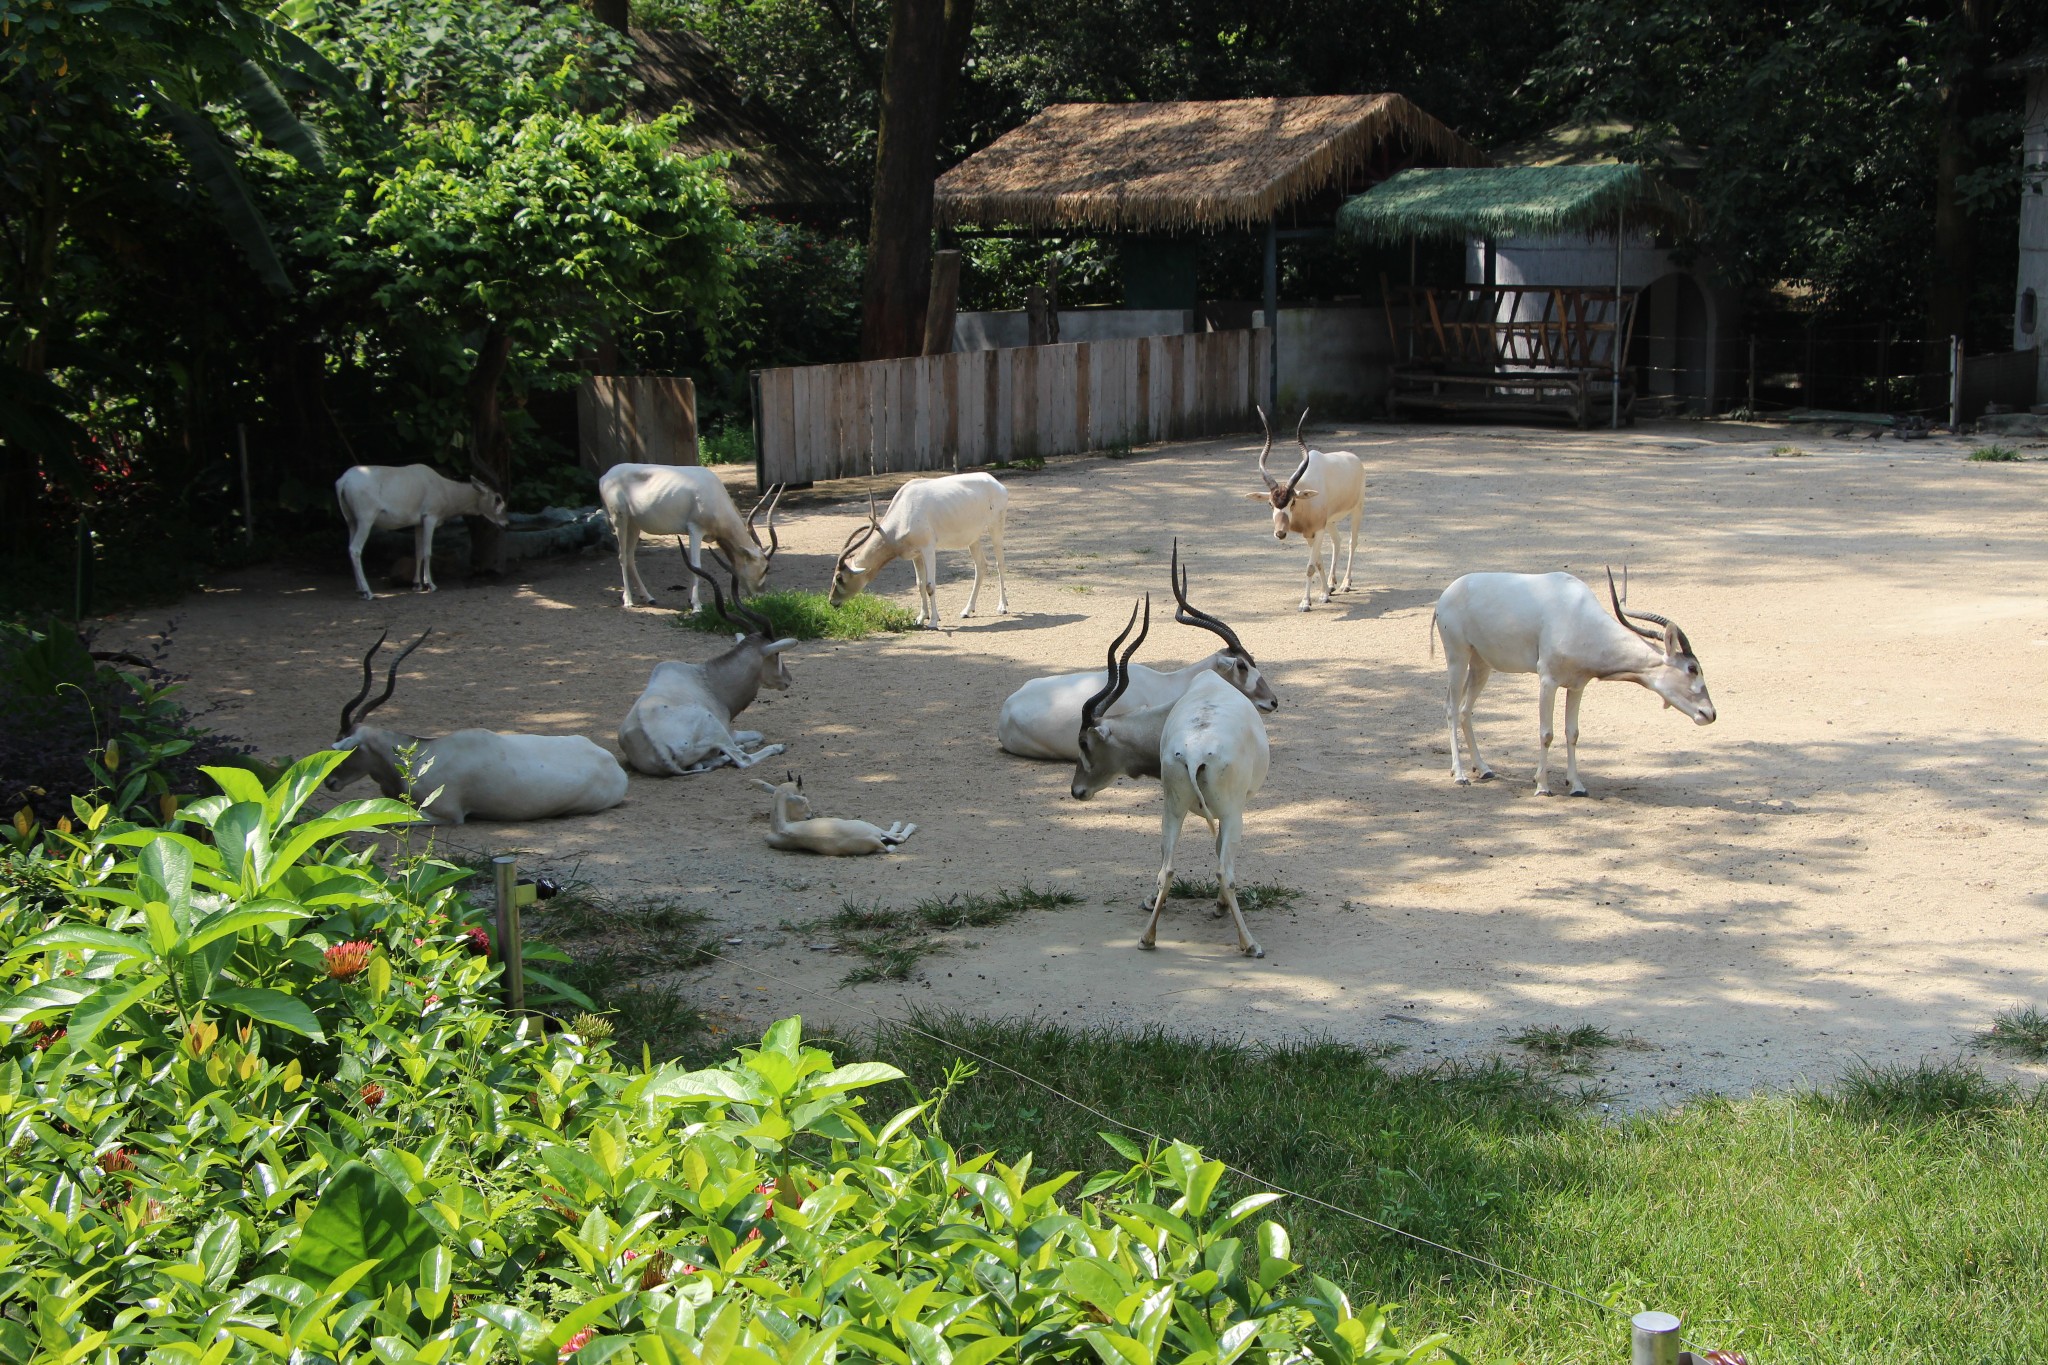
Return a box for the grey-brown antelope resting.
[335,465,509,601]
[750,773,917,855]
[997,540,1277,760]
[829,472,1009,628]
[326,630,628,823]
[1070,595,1274,957]
[1244,408,1366,611]
[600,463,785,610]
[1430,567,1717,797]
[618,555,799,775]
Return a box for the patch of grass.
[1770,444,1807,457]
[1167,878,1301,912]
[914,883,1082,929]
[1832,1058,2022,1123]
[1979,1005,2048,1060]
[867,1015,2048,1365]
[699,426,755,465]
[677,589,919,640]
[831,902,913,933]
[990,455,1045,472]
[1102,440,1134,460]
[841,941,933,985]
[1968,444,2022,462]
[1509,1023,1643,1075]
[829,884,1081,986]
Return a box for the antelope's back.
[1163,673,1270,792]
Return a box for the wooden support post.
[493,855,524,1015]
[1747,335,1757,414]
[1264,218,1279,415]
[1612,206,1624,430]
[236,423,254,545]
[1949,334,1963,429]
[922,249,962,355]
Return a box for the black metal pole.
[1263,218,1279,416]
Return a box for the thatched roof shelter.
[628,29,851,212]
[934,95,1486,233]
[1336,164,1696,244]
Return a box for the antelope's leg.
[1139,807,1187,949]
[1535,676,1559,796]
[916,546,940,628]
[1445,651,1470,782]
[416,516,438,592]
[1563,684,1587,796]
[1297,535,1320,611]
[962,539,987,618]
[1461,655,1496,781]
[1215,810,1262,958]
[722,741,787,770]
[988,511,1010,613]
[617,521,642,607]
[685,532,705,612]
[1339,507,1361,592]
[347,513,376,601]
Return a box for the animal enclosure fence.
[578,375,699,473]
[751,329,1270,486]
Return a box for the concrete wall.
[2015,70,2048,405]
[952,307,1193,352]
[1255,306,1397,420]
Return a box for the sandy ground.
[106,421,2048,1106]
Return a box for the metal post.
[1630,1311,1681,1365]
[1948,334,1963,429]
[1263,218,1279,416]
[1612,205,1624,430]
[72,515,91,622]
[492,854,525,1014]
[1746,335,1757,414]
[236,423,254,545]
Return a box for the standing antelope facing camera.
[1431,567,1717,797]
[1070,596,1273,958]
[618,555,799,775]
[829,471,1009,629]
[1244,408,1367,611]
[750,773,917,855]
[600,463,784,610]
[326,630,628,824]
[335,465,509,601]
[998,540,1277,760]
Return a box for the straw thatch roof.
[934,95,1486,232]
[628,29,852,211]
[1336,165,1697,244]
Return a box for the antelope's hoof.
[1569,786,1589,798]
[1476,769,1497,782]
[1297,602,1312,613]
[1210,903,1227,918]
[358,592,375,602]
[1137,939,1157,951]
[1244,944,1265,959]
[1535,786,1555,797]
[1455,776,1471,787]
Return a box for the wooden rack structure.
[1381,282,1642,427]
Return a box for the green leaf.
[1057,1258,1131,1316]
[183,902,315,952]
[0,979,94,1026]
[1214,1193,1285,1234]
[66,973,167,1051]
[644,1067,766,1104]
[200,765,272,807]
[211,987,324,1040]
[235,58,327,172]
[521,967,595,1011]
[195,1214,243,1291]
[289,1161,439,1294]
[1099,1131,1147,1163]
[209,800,271,892]
[139,836,195,920]
[1079,1329,1153,1365]
[806,1061,907,1094]
[9,925,154,961]
[950,1337,1020,1365]
[262,750,349,826]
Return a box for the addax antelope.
[829,472,1009,629]
[1244,408,1367,611]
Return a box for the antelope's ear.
[1291,487,1319,500]
[763,637,799,654]
[1243,491,1274,503]
[732,632,746,644]
[749,778,777,792]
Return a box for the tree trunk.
[591,0,630,32]
[1927,0,1985,343]
[858,0,974,360]
[465,319,517,574]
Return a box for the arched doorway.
[1629,271,1716,413]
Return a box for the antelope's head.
[1243,407,1317,538]
[1071,595,1151,800]
[1171,540,1277,713]
[688,551,798,691]
[750,771,812,819]
[328,629,433,793]
[1607,567,1715,725]
[827,486,885,605]
[467,479,510,527]
[726,484,785,595]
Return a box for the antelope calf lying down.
[750,774,916,855]
[335,465,508,601]
[830,472,1009,628]
[1244,408,1367,611]
[998,540,1276,761]
[600,463,783,610]
[325,631,627,824]
[1431,567,1716,796]
[618,556,797,775]
[1070,596,1273,958]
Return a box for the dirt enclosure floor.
[109,421,2048,1106]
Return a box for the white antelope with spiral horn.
[1070,595,1273,958]
[1243,407,1367,612]
[749,773,917,856]
[325,630,628,824]
[1429,566,1717,797]
[997,540,1277,761]
[600,463,785,611]
[828,472,1009,629]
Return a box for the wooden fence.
[578,375,697,473]
[752,329,1269,486]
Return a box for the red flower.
[464,926,490,957]
[324,941,375,980]
[360,1083,386,1108]
[423,994,442,1011]
[34,1027,65,1052]
[559,1328,598,1360]
[97,1147,136,1173]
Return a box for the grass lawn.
[854,1016,2047,1365]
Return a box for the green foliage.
[700,427,758,466]
[825,887,1083,986]
[677,590,920,641]
[1832,1059,2024,1124]
[1968,444,2023,462]
[1166,880,1300,913]
[0,769,1448,1364]
[1979,1005,2048,1060]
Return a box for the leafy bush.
[677,589,920,640]
[1967,444,2022,462]
[699,427,756,466]
[0,621,252,829]
[0,756,1457,1365]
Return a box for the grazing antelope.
[998,540,1277,760]
[335,465,509,601]
[600,463,784,611]
[618,554,798,776]
[829,472,1009,629]
[326,630,628,824]
[1430,567,1717,797]
[1243,408,1367,611]
[1070,597,1273,958]
[749,773,916,855]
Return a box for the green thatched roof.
[1336,164,1695,243]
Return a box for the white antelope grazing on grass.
[335,464,509,601]
[750,773,917,855]
[326,630,627,823]
[600,463,785,610]
[1431,567,1717,797]
[618,556,799,775]
[829,472,1009,628]
[1070,596,1273,958]
[1244,408,1367,611]
[997,540,1277,760]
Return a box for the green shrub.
[1967,444,2022,462]
[0,759,1456,1365]
[699,427,756,465]
[677,589,920,639]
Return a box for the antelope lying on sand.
[1070,596,1273,957]
[1244,408,1367,611]
[618,555,798,775]
[600,463,784,611]
[750,774,916,855]
[997,540,1276,760]
[335,465,509,601]
[829,472,1009,629]
[1431,567,1716,796]
[326,630,628,824]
